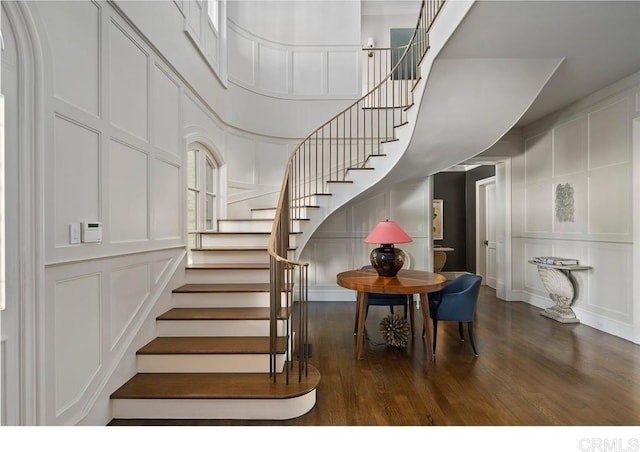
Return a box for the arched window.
[187,143,220,248]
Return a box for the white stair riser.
[218,220,302,233]
[200,234,298,248]
[112,391,316,420]
[136,354,286,373]
[218,220,273,233]
[171,291,280,308]
[251,209,276,220]
[190,250,270,264]
[201,234,269,247]
[185,269,270,284]
[156,319,287,337]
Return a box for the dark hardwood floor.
[110,286,640,426]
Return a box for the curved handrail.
[267,0,446,382]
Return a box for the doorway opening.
[476,176,496,289]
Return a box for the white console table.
[528,260,592,324]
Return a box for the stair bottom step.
[112,391,317,420]
[111,365,320,420]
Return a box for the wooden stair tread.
[191,246,296,251]
[158,307,290,321]
[172,283,291,293]
[186,263,270,270]
[219,218,274,222]
[111,365,320,400]
[199,231,270,235]
[138,336,287,355]
[191,246,271,251]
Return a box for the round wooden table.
[336,268,447,360]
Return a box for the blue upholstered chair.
[361,265,411,319]
[428,273,482,356]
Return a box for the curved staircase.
[110,0,564,423]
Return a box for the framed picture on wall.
[433,199,443,240]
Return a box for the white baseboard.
[516,290,636,343]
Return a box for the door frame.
[1,1,43,425]
[468,157,513,301]
[476,176,496,286]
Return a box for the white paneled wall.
[44,248,185,424]
[512,73,640,342]
[301,177,432,301]
[227,22,361,99]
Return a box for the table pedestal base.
[540,305,580,324]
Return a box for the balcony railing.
[268,0,446,382]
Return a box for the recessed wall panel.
[153,159,181,240]
[390,181,427,233]
[317,209,349,235]
[352,193,386,234]
[586,245,632,321]
[226,134,255,184]
[255,142,288,185]
[152,65,181,156]
[110,21,149,141]
[292,52,322,95]
[206,25,219,67]
[524,131,552,183]
[588,98,630,170]
[327,51,358,95]
[228,28,255,86]
[259,45,288,94]
[309,238,353,285]
[54,273,101,413]
[109,140,149,242]
[525,182,551,233]
[186,0,203,41]
[54,116,100,247]
[587,164,631,236]
[39,1,100,115]
[553,116,586,177]
[110,263,150,346]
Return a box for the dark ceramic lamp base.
[369,245,406,277]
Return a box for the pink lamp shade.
[364,220,412,277]
[364,220,412,245]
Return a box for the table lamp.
[364,219,412,277]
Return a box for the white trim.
[498,158,513,301]
[3,1,43,425]
[633,117,640,344]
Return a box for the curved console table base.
[528,261,591,324]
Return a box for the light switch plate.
[69,223,81,244]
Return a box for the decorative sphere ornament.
[379,314,410,348]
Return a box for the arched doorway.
[1,1,42,425]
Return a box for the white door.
[485,182,497,289]
[476,177,497,289]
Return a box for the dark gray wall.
[433,172,466,271]
[433,165,495,272]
